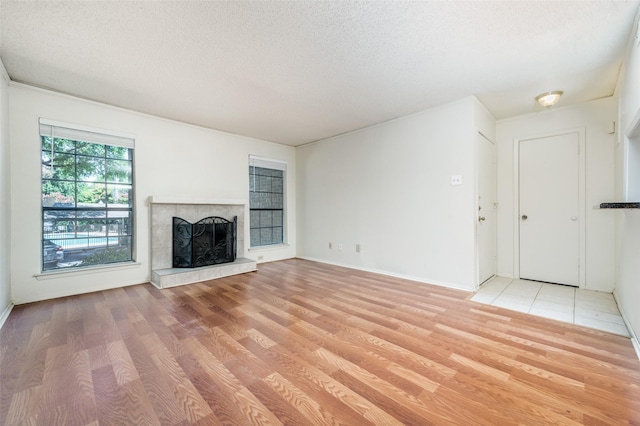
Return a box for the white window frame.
[39,118,136,272]
[249,155,287,248]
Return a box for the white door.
[478,133,496,284]
[519,132,580,286]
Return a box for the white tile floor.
[471,277,630,337]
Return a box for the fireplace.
[149,197,256,289]
[172,216,237,268]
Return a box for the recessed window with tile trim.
[249,155,286,247]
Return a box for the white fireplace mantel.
[149,195,248,206]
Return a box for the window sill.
[34,261,142,280]
[248,244,290,253]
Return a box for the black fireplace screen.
[172,216,237,268]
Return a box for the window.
[40,119,134,271]
[249,156,286,247]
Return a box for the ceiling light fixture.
[535,90,563,108]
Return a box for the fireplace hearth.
[172,216,237,268]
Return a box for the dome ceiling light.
[535,90,564,108]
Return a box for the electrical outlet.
[329,242,332,249]
[338,243,343,251]
[257,255,264,261]
[451,175,463,186]
[356,244,361,252]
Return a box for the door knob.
[478,216,486,222]
[521,215,528,220]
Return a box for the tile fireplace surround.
[149,196,257,288]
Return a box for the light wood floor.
[1,259,639,425]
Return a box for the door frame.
[512,127,586,288]
[476,131,496,286]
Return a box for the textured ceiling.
[1,1,638,146]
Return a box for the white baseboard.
[613,290,640,361]
[631,336,640,362]
[0,302,14,330]
[296,256,474,293]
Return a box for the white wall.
[9,84,296,304]
[495,98,617,291]
[0,60,11,323]
[297,97,490,291]
[615,14,640,345]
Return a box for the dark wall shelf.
[597,202,640,209]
